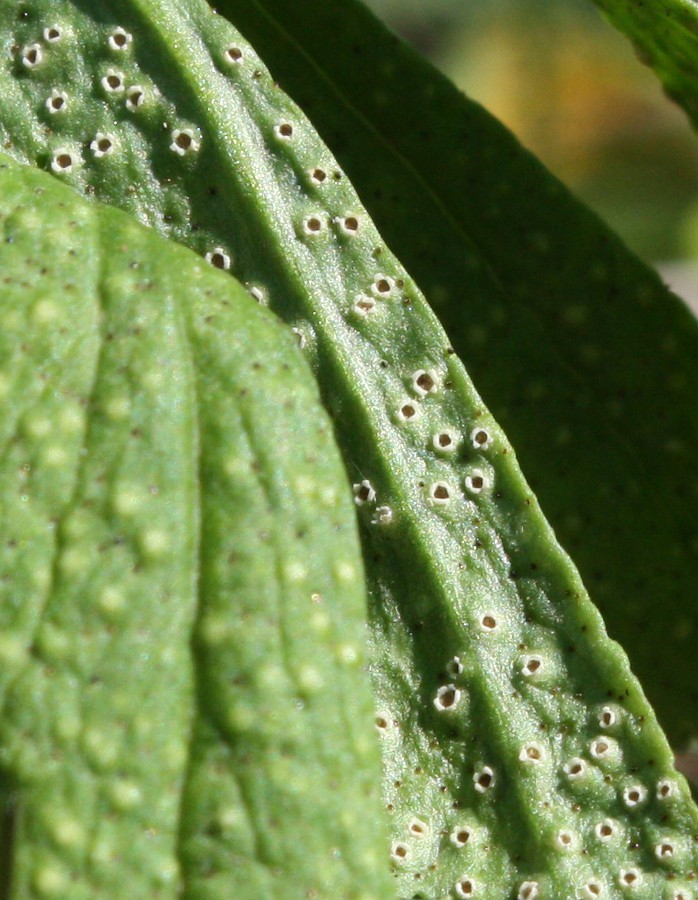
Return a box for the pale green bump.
[48,816,86,850]
[97,585,126,617]
[81,727,119,770]
[109,779,143,811]
[34,864,70,896]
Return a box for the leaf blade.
[207,0,698,748]
[0,153,391,898]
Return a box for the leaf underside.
[209,0,698,749]
[0,2,697,898]
[0,156,390,899]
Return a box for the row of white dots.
[389,856,691,898]
[353,471,492,512]
[427,472,490,504]
[49,135,116,172]
[21,26,131,70]
[302,213,360,236]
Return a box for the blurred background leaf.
[365,0,698,271]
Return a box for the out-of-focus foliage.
[365,0,698,264]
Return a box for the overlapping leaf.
[0,154,390,899]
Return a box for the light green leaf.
[0,154,391,899]
[1,2,697,897]
[592,0,698,128]
[208,0,698,747]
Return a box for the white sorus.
[90,134,114,158]
[46,89,68,113]
[446,656,464,677]
[594,819,617,842]
[465,469,489,494]
[520,655,543,676]
[274,122,294,140]
[432,430,457,452]
[352,480,376,506]
[374,711,393,732]
[655,840,675,860]
[371,273,395,297]
[204,247,231,271]
[518,742,544,763]
[224,44,243,63]
[473,766,495,793]
[390,842,410,863]
[50,149,78,174]
[622,785,647,808]
[396,400,420,422]
[598,706,618,728]
[428,481,452,505]
[43,25,62,42]
[101,68,125,93]
[478,613,498,633]
[371,506,393,525]
[449,826,472,848]
[412,369,438,395]
[618,868,643,888]
[470,426,492,450]
[302,214,325,235]
[590,737,617,760]
[21,44,43,68]
[108,27,132,50]
[353,294,376,315]
[433,684,461,712]
[669,891,693,900]
[336,215,360,234]
[170,128,200,156]
[554,829,576,851]
[657,779,675,800]
[454,878,476,898]
[309,166,327,184]
[580,881,603,898]
[518,883,540,900]
[125,85,145,110]
[563,757,588,780]
[407,818,429,838]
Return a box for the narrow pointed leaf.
[0,3,697,897]
[206,0,698,747]
[0,154,391,899]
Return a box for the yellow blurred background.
[364,0,698,296]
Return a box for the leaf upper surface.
[0,154,390,899]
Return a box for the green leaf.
[1,2,697,897]
[0,153,391,899]
[207,0,698,748]
[592,0,698,129]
